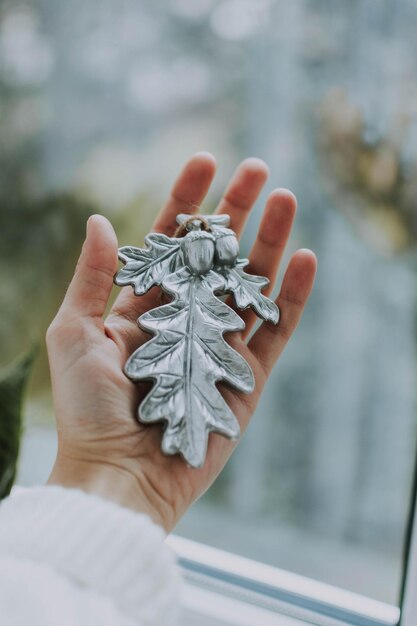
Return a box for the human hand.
[46,153,317,532]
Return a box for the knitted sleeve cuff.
[0,486,181,626]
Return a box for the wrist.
[47,455,171,531]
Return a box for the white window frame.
[168,535,401,626]
[169,465,417,626]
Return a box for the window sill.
[168,535,400,626]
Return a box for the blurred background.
[1,0,417,606]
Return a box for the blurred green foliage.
[0,192,98,390]
[0,349,37,499]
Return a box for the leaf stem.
[184,278,196,427]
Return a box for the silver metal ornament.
[114,213,279,468]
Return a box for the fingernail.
[86,214,99,236]
[86,216,92,237]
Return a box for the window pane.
[3,0,416,605]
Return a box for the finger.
[249,249,317,374]
[61,215,118,320]
[214,157,269,236]
[232,189,297,338]
[152,152,217,236]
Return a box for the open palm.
[46,153,316,531]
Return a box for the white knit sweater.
[0,486,181,626]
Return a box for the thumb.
[62,214,118,320]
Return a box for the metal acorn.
[180,228,215,275]
[213,228,240,265]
